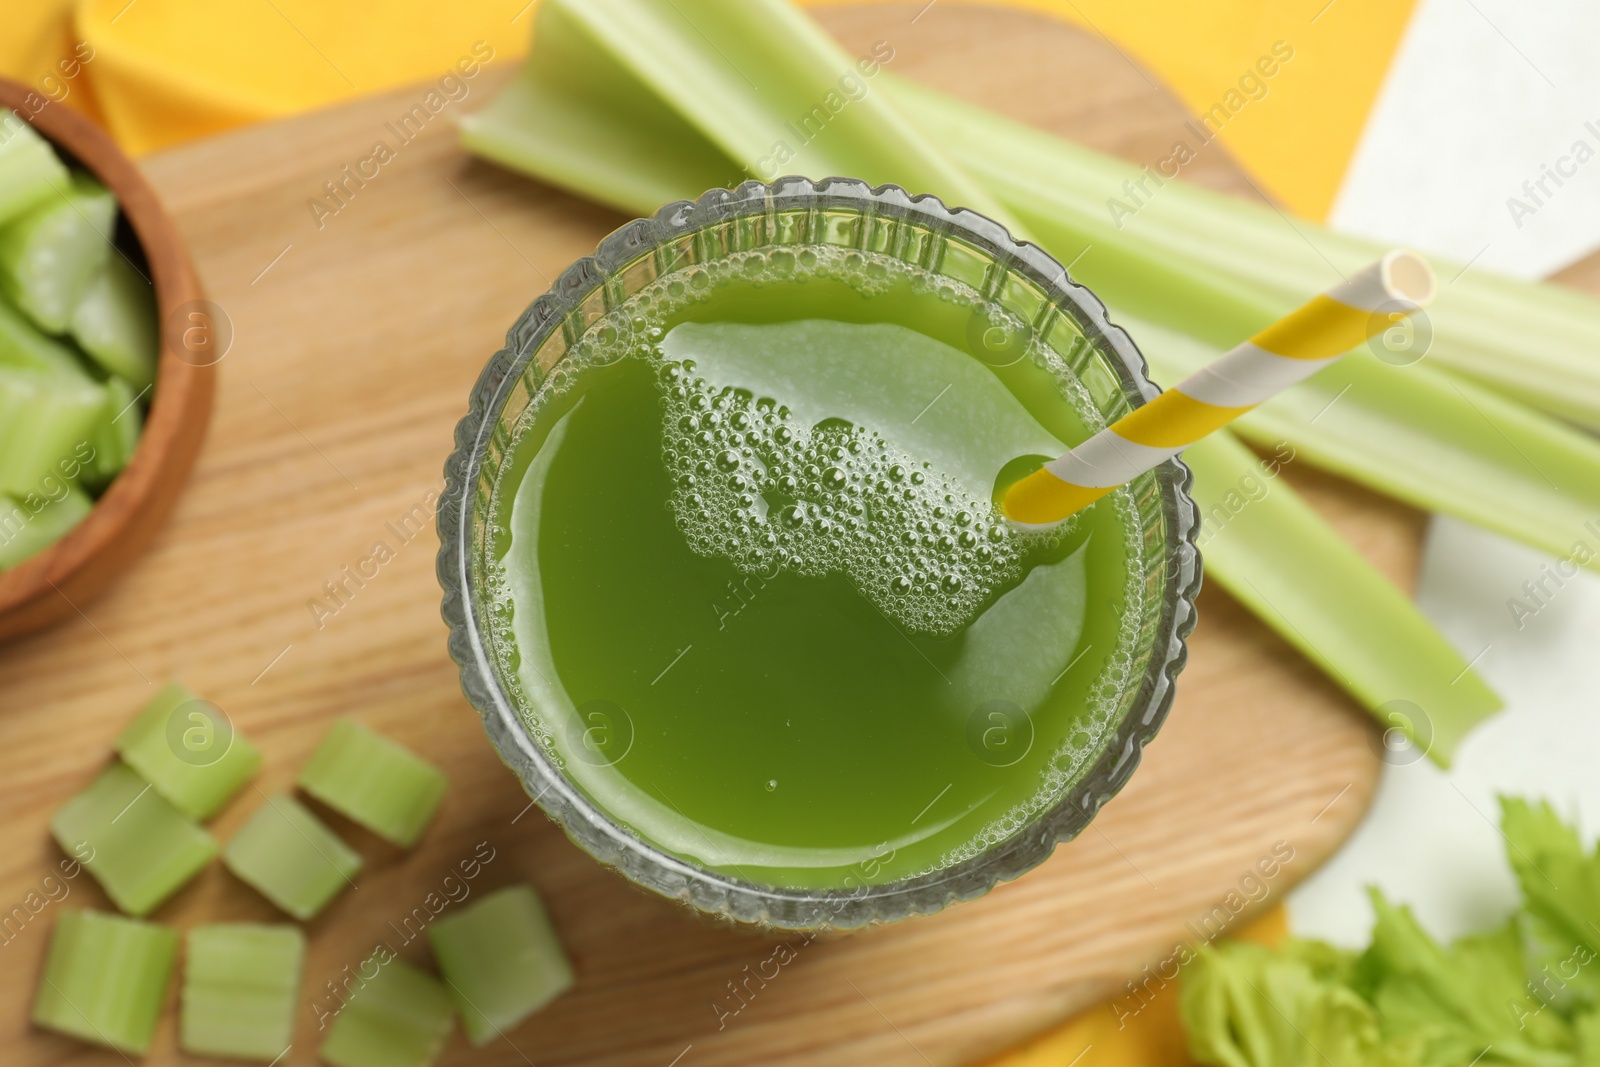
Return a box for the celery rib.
[49,761,217,916]
[298,719,447,849]
[114,681,262,821]
[223,793,361,920]
[0,172,115,334]
[31,909,178,1055]
[427,885,574,1046]
[0,114,70,228]
[0,488,91,570]
[458,0,1504,757]
[181,923,305,1062]
[319,955,457,1067]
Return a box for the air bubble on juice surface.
[656,365,1069,636]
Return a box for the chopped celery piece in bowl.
[320,954,457,1067]
[0,113,69,227]
[85,374,144,489]
[428,884,573,1046]
[70,252,156,390]
[31,908,178,1055]
[49,761,216,916]
[181,923,304,1061]
[223,793,361,920]
[114,681,262,820]
[0,488,90,570]
[0,363,106,498]
[299,718,447,848]
[0,171,114,334]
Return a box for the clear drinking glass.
[438,177,1200,929]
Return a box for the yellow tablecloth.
[3,0,1415,219]
[0,2,1356,1062]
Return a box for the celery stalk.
[0,113,70,228]
[0,488,91,570]
[0,364,107,497]
[319,955,457,1067]
[0,291,91,376]
[427,885,573,1046]
[86,374,144,488]
[887,77,1600,430]
[181,923,304,1061]
[1129,315,1600,576]
[298,718,447,848]
[32,908,177,1055]
[71,253,157,390]
[460,0,1502,750]
[222,793,361,920]
[0,172,115,334]
[114,681,262,821]
[1181,433,1499,764]
[49,761,217,916]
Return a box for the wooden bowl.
[0,79,215,642]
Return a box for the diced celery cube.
[84,374,145,489]
[298,718,447,848]
[427,884,574,1046]
[0,171,115,333]
[320,955,457,1067]
[0,113,69,228]
[0,292,87,375]
[181,923,305,1061]
[71,253,156,389]
[32,908,178,1055]
[223,793,362,920]
[114,681,261,820]
[0,363,106,497]
[49,761,217,916]
[0,488,90,570]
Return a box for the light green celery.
[0,172,115,333]
[887,78,1600,429]
[0,488,91,570]
[32,909,178,1055]
[87,374,144,488]
[459,0,734,217]
[466,11,1600,586]
[476,0,1013,226]
[1131,315,1600,576]
[114,681,262,820]
[0,364,107,497]
[1181,433,1498,764]
[49,761,217,916]
[0,293,93,375]
[181,923,304,1061]
[298,718,447,848]
[71,253,157,389]
[0,113,70,227]
[461,2,1500,747]
[222,793,361,920]
[320,955,457,1067]
[427,885,573,1046]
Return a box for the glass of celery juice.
[440,179,1198,928]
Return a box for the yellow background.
[2,0,1416,219]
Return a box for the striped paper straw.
[1002,249,1437,526]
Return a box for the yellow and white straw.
[1001,249,1437,526]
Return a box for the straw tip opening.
[1380,249,1437,309]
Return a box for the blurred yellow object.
[0,0,1415,217]
[975,906,1288,1067]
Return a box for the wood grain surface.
[0,5,1406,1065]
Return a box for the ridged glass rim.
[438,177,1201,929]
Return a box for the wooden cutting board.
[0,5,1410,1065]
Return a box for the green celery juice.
[485,245,1146,890]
